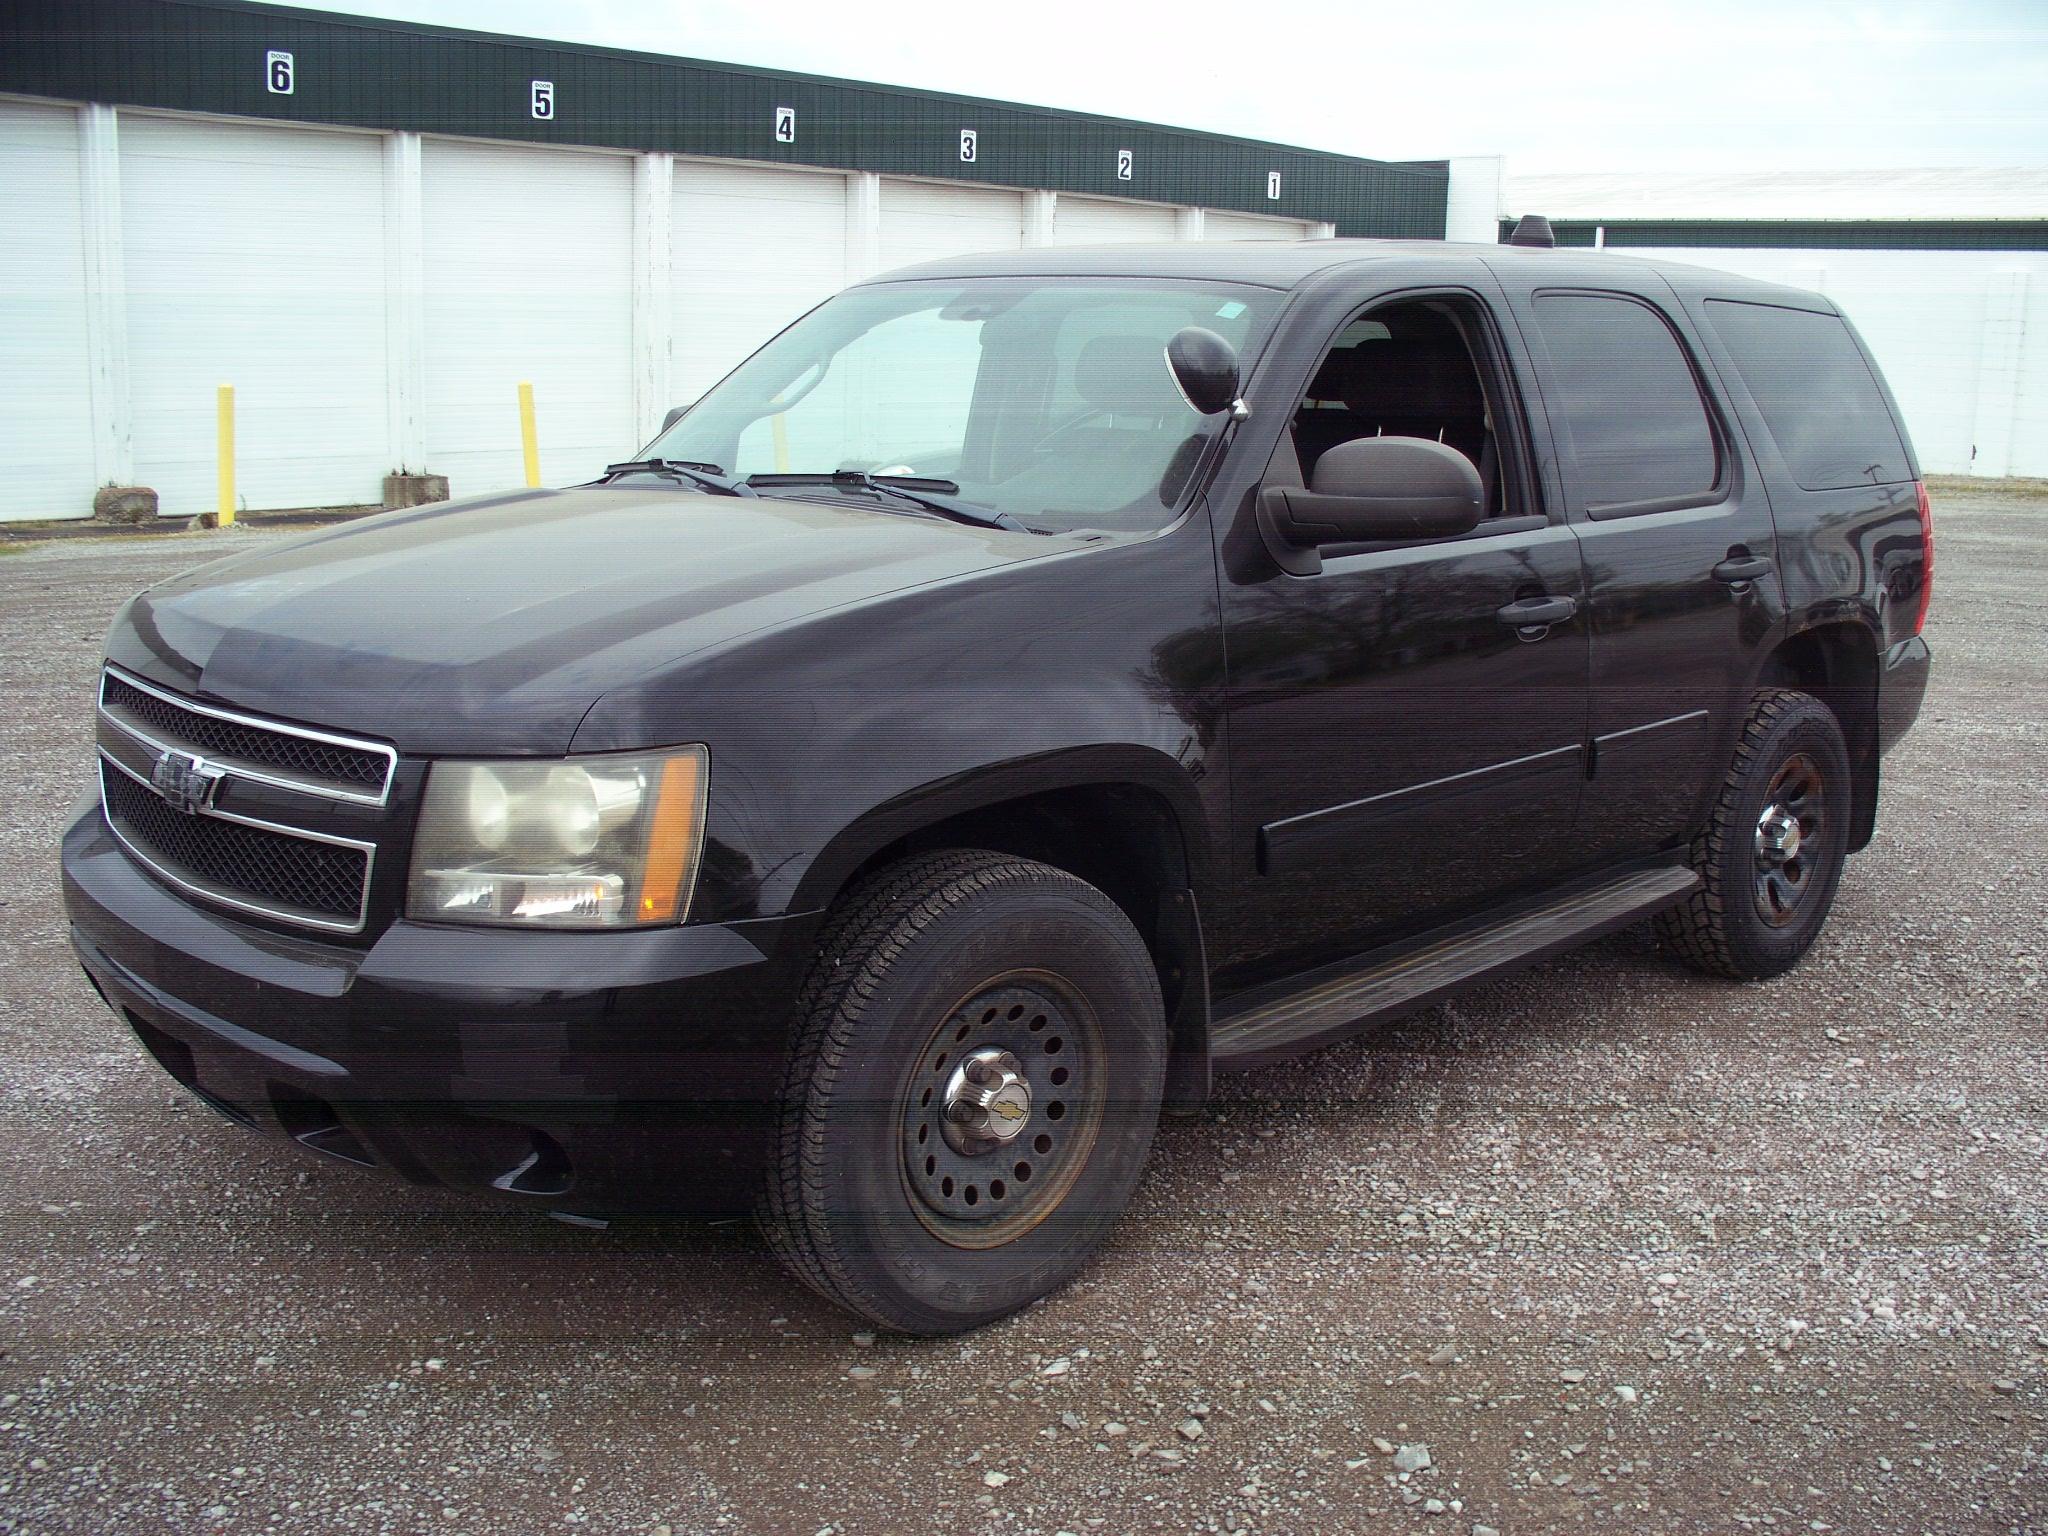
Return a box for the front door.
[1210,287,1590,988]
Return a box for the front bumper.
[61,794,820,1217]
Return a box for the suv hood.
[106,485,1062,755]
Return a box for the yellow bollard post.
[518,381,540,487]
[215,384,236,527]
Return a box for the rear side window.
[1706,300,1911,490]
[1533,293,1721,512]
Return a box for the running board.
[1210,863,1700,1068]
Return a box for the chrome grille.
[100,759,374,933]
[98,666,396,806]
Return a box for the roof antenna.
[1508,213,1556,248]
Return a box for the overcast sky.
[328,0,2048,176]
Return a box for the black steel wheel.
[760,850,1166,1334]
[1657,689,1853,980]
[1753,751,1828,928]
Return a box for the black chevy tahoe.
[62,239,1932,1334]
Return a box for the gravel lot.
[1,490,2041,1536]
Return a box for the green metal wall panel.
[1501,218,2048,253]
[1,0,1449,236]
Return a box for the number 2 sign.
[1116,149,1133,181]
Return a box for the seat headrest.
[1074,335,1179,415]
[1343,336,1479,422]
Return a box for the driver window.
[1286,299,1518,520]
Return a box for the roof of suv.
[866,238,1828,308]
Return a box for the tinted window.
[1533,293,1720,510]
[1706,300,1910,490]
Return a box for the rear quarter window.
[1705,299,1911,490]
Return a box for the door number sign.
[959,129,977,163]
[1267,171,1282,200]
[1116,149,1133,181]
[265,50,294,95]
[531,80,555,120]
[774,107,796,143]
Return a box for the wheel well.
[1756,623,1881,851]
[838,783,1211,1107]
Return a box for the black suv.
[62,240,1932,1334]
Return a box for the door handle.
[1496,594,1577,631]
[1713,554,1774,584]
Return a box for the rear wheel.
[760,850,1166,1334]
[1656,688,1852,979]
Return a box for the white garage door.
[121,114,388,516]
[1204,210,1314,242]
[1050,195,1176,246]
[0,101,96,522]
[672,162,847,406]
[422,140,635,495]
[879,179,1023,273]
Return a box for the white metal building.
[1500,166,2048,479]
[0,0,1467,524]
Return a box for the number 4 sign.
[774,107,795,143]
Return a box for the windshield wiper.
[745,471,1028,532]
[602,458,755,496]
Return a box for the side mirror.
[1166,327,1240,415]
[1261,436,1483,548]
[660,404,690,434]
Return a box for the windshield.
[643,278,1281,533]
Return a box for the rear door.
[1487,263,1784,865]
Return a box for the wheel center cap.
[1757,805,1802,864]
[941,1048,1032,1154]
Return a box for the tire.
[1656,688,1853,980]
[759,849,1167,1334]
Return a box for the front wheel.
[1656,688,1852,979]
[759,850,1166,1334]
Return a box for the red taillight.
[1913,480,1934,635]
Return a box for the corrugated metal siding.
[1,0,1449,236]
[0,100,97,520]
[1503,219,2048,252]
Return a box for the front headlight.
[406,747,708,929]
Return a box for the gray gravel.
[1,492,2042,1535]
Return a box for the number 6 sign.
[265,50,294,95]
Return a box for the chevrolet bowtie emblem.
[150,749,225,815]
[989,1097,1027,1124]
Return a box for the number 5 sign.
[531,80,555,120]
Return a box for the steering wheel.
[1027,409,1114,456]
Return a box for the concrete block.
[382,472,450,510]
[92,485,158,524]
